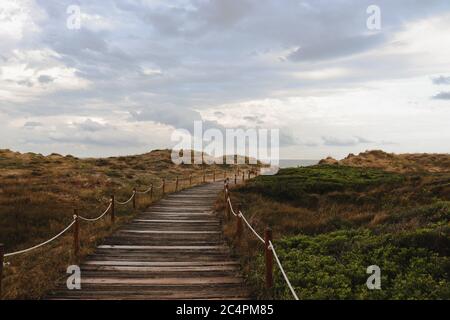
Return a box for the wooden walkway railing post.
[133,188,136,210]
[236,204,243,239]
[162,179,165,195]
[224,181,230,220]
[175,176,179,191]
[0,243,4,299]
[248,171,251,180]
[73,209,80,262]
[111,195,115,224]
[264,228,273,292]
[242,171,245,182]
[234,174,237,184]
[150,184,153,200]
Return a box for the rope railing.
[269,240,299,300]
[115,191,136,205]
[224,179,299,300]
[0,167,258,298]
[135,185,153,194]
[4,218,77,258]
[78,201,113,222]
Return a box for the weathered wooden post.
[236,204,243,239]
[242,171,245,182]
[111,195,115,224]
[265,228,274,291]
[150,184,153,200]
[133,188,136,210]
[225,183,231,220]
[73,209,80,261]
[248,171,251,180]
[175,176,179,191]
[234,174,237,184]
[0,243,4,299]
[162,179,165,194]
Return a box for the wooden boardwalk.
[48,182,250,300]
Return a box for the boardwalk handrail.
[225,180,299,300]
[0,168,256,298]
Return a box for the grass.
[0,148,258,299]
[219,164,450,299]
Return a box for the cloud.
[432,91,450,100]
[1,0,450,158]
[38,75,54,84]
[23,121,43,128]
[322,136,372,147]
[432,75,450,85]
[289,34,386,62]
[75,119,108,132]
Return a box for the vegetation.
[0,148,256,299]
[221,160,450,299]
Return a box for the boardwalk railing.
[0,168,258,298]
[223,179,299,300]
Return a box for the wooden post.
[213,170,216,182]
[0,243,4,299]
[133,188,136,210]
[175,176,179,191]
[248,171,251,180]
[234,174,237,184]
[162,179,165,194]
[236,204,242,240]
[242,171,245,182]
[265,228,273,291]
[73,209,80,261]
[225,185,230,220]
[111,195,115,224]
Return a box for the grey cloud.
[17,80,34,87]
[289,34,386,62]
[322,136,372,147]
[432,76,450,85]
[432,92,450,100]
[38,75,55,84]
[23,121,43,128]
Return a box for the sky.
[0,0,450,160]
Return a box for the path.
[48,182,250,300]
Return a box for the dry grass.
[319,150,450,173]
[0,148,258,299]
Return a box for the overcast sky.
[1,0,450,159]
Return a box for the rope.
[115,191,135,205]
[153,181,165,189]
[227,192,299,300]
[227,197,238,216]
[136,185,153,194]
[4,218,77,257]
[238,211,265,244]
[269,240,299,300]
[78,201,112,222]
